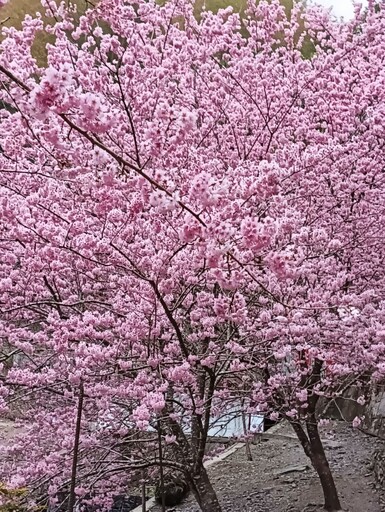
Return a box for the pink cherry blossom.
[0,1,384,511]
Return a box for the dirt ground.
[1,420,383,512]
[152,421,384,512]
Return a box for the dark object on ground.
[110,495,142,511]
[263,416,280,431]
[154,473,189,506]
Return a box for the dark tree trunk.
[306,417,342,512]
[291,418,341,511]
[163,400,222,512]
[68,382,84,512]
[289,359,342,512]
[157,418,166,512]
[187,464,222,512]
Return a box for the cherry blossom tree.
[227,4,385,510]
[1,1,385,512]
[0,1,281,509]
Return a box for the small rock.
[275,464,310,476]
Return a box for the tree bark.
[242,409,253,461]
[164,393,221,511]
[289,358,342,512]
[186,464,222,512]
[291,418,341,511]
[68,381,84,512]
[306,417,342,512]
[157,418,166,512]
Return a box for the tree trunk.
[306,417,342,512]
[162,407,221,511]
[289,359,342,512]
[187,464,222,512]
[68,381,84,512]
[157,418,166,512]
[291,418,342,511]
[242,410,253,461]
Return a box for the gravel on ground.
[151,421,384,512]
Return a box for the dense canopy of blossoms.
[0,0,385,510]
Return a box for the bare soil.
[2,420,382,511]
[152,421,384,512]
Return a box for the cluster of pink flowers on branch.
[1,0,385,511]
